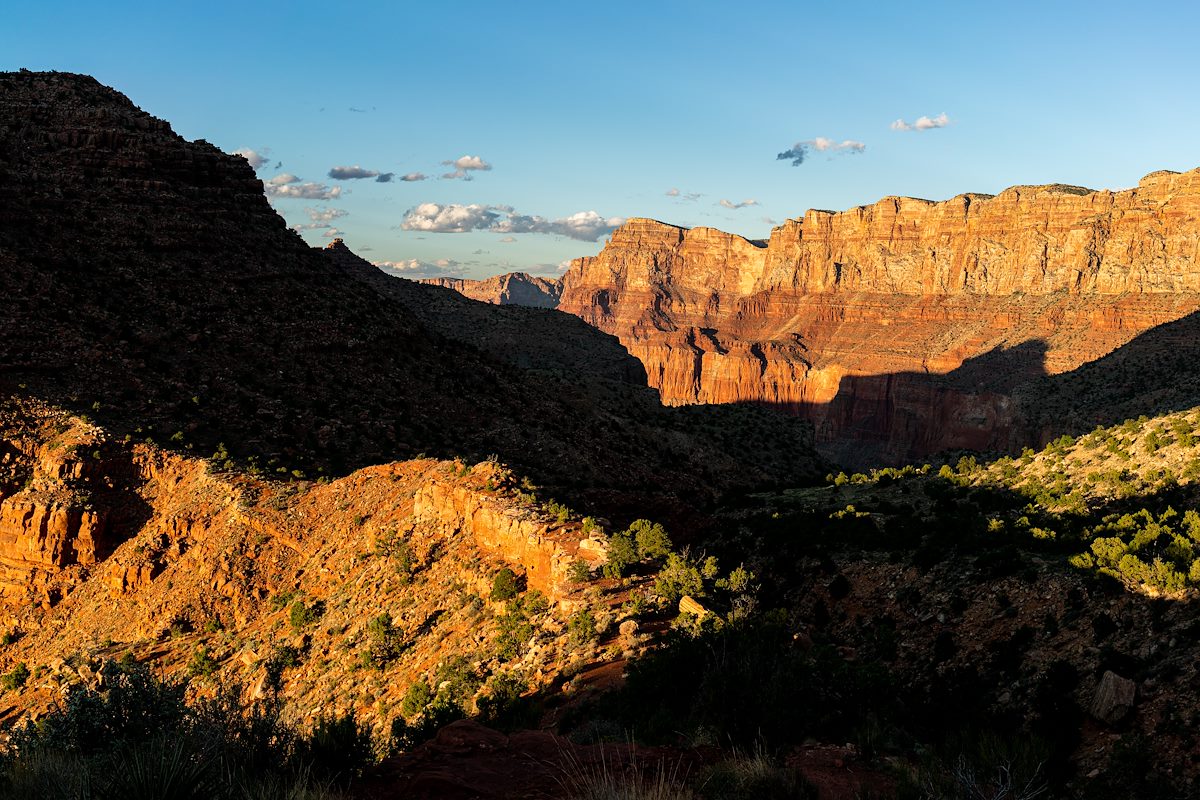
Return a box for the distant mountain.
[419,273,562,308]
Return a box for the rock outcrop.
[419,273,562,308]
[557,171,1200,465]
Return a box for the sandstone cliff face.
[558,170,1200,465]
[419,273,563,308]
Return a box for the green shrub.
[362,613,403,668]
[187,647,218,678]
[630,519,672,560]
[568,559,592,583]
[568,610,598,648]
[288,600,320,632]
[401,680,433,718]
[490,568,520,601]
[2,662,30,691]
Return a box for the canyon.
[468,171,1200,466]
[420,273,562,308]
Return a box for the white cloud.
[328,165,380,180]
[373,258,460,278]
[233,147,269,170]
[400,203,500,233]
[400,172,428,182]
[667,187,702,201]
[498,236,517,243]
[264,182,344,200]
[492,209,625,241]
[267,173,301,185]
[719,199,759,210]
[777,138,865,166]
[400,203,622,242]
[307,207,349,223]
[440,155,493,180]
[321,228,343,239]
[666,188,680,197]
[891,112,950,132]
[292,207,349,231]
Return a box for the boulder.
[1090,670,1137,724]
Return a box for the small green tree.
[490,568,520,600]
[401,679,433,718]
[567,610,598,648]
[604,530,638,578]
[630,519,672,560]
[568,559,592,583]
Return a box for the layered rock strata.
[419,273,562,308]
[557,170,1200,465]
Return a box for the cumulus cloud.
[321,228,343,239]
[375,173,395,183]
[400,172,428,182]
[373,258,460,278]
[328,165,382,180]
[440,155,492,180]
[267,173,301,185]
[291,206,349,231]
[667,188,702,201]
[400,203,501,233]
[264,182,344,200]
[492,210,625,241]
[776,137,866,166]
[891,112,950,132]
[762,216,780,226]
[499,236,517,243]
[233,147,269,170]
[400,203,623,242]
[719,199,759,210]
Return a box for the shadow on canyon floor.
[785,308,1200,470]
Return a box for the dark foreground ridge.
[0,70,824,512]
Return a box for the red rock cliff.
[557,169,1200,465]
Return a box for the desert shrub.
[187,646,218,678]
[604,530,639,578]
[568,559,592,583]
[699,750,817,800]
[288,599,321,632]
[2,662,30,691]
[476,672,538,730]
[301,712,374,787]
[362,613,403,667]
[490,568,520,601]
[654,553,704,606]
[401,680,433,718]
[493,602,536,660]
[568,610,598,648]
[630,519,672,560]
[1,659,352,798]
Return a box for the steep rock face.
[413,465,607,601]
[558,171,1200,465]
[419,273,562,308]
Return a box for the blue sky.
[6,1,1199,279]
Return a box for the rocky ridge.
[419,273,562,308]
[555,172,1200,465]
[0,399,624,736]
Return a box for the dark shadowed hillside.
[0,70,824,510]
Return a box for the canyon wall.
[557,169,1200,465]
[419,273,563,308]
